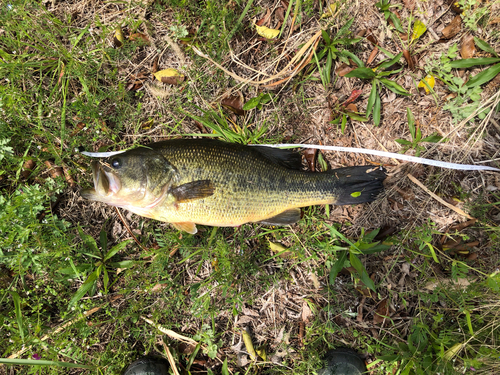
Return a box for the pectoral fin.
[171,222,198,234]
[258,208,301,225]
[170,180,214,203]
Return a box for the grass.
[1,0,500,374]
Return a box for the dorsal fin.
[252,146,303,170]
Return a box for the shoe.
[123,357,170,375]
[317,348,367,375]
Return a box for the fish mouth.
[81,161,122,204]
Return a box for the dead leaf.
[303,148,317,171]
[44,160,63,179]
[21,160,36,179]
[236,316,254,325]
[449,0,463,14]
[269,241,295,259]
[441,15,462,39]
[336,63,355,77]
[242,306,260,317]
[256,8,271,26]
[113,26,125,48]
[153,69,185,85]
[373,298,392,325]
[366,30,378,45]
[342,89,362,106]
[403,49,415,70]
[276,7,285,22]
[367,46,379,65]
[221,93,245,116]
[449,219,477,232]
[152,56,159,73]
[302,300,312,322]
[130,33,150,44]
[70,122,86,137]
[151,283,168,292]
[460,35,476,59]
[466,253,478,261]
[63,165,76,188]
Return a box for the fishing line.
[251,144,500,172]
[80,144,500,172]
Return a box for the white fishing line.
[81,150,128,157]
[253,144,500,172]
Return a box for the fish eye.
[111,158,122,169]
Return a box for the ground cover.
[1,0,500,373]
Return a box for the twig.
[160,338,180,375]
[114,207,147,251]
[140,316,199,346]
[407,174,475,220]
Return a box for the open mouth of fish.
[80,161,123,204]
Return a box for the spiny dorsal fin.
[170,180,214,203]
[252,146,303,170]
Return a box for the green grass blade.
[68,271,98,308]
[329,250,347,285]
[473,37,498,57]
[104,240,132,262]
[345,67,376,79]
[373,91,381,126]
[466,63,500,87]
[449,57,500,68]
[10,291,24,342]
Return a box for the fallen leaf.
[221,93,245,116]
[418,74,435,94]
[276,7,285,22]
[449,0,463,14]
[255,24,280,39]
[113,26,125,48]
[336,63,355,77]
[256,8,271,26]
[403,49,415,70]
[153,69,185,85]
[269,241,295,259]
[303,148,317,171]
[460,35,476,59]
[367,46,379,65]
[411,20,427,42]
[441,15,462,39]
[130,33,150,44]
[44,160,63,179]
[152,56,159,73]
[342,89,362,106]
[21,160,36,179]
[302,300,312,322]
[373,298,391,325]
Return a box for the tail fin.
[331,166,386,205]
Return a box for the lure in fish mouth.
[81,139,386,234]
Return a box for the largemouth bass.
[81,139,386,234]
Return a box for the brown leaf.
[154,69,185,85]
[346,103,357,112]
[256,8,272,26]
[342,89,363,106]
[276,7,285,22]
[303,148,317,171]
[355,29,367,38]
[130,33,150,44]
[302,300,312,322]
[402,0,416,11]
[21,160,36,179]
[448,0,463,14]
[367,46,379,65]
[44,160,64,179]
[460,35,476,59]
[336,63,355,77]
[449,219,477,232]
[63,165,76,188]
[466,253,478,261]
[373,298,392,325]
[366,30,378,45]
[403,49,415,70]
[152,56,159,74]
[441,15,462,39]
[221,93,245,116]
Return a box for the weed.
[395,108,443,156]
[345,53,410,125]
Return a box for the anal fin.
[258,208,301,225]
[171,222,198,234]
